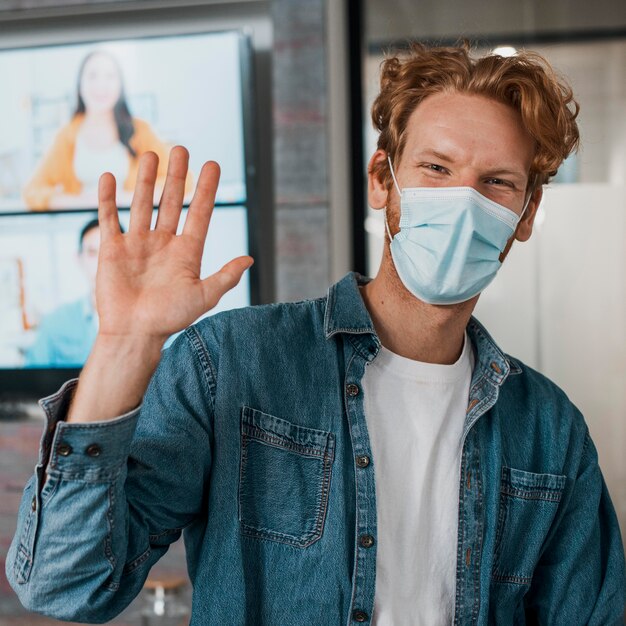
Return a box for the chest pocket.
[492,466,566,585]
[238,406,335,548]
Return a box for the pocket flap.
[241,406,335,459]
[501,466,566,502]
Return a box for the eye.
[423,163,448,174]
[485,177,514,187]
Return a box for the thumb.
[200,256,254,311]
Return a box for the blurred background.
[0,0,624,623]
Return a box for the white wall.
[475,184,626,542]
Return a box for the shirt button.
[352,609,369,622]
[57,443,73,456]
[346,383,360,397]
[31,496,36,512]
[359,534,375,548]
[85,444,102,458]
[355,455,370,468]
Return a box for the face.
[368,91,542,249]
[79,53,122,114]
[78,227,100,289]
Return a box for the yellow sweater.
[23,114,192,210]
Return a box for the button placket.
[344,351,376,624]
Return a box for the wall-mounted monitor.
[0,29,258,401]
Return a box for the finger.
[98,173,122,241]
[129,152,159,232]
[182,161,220,243]
[200,256,254,311]
[155,146,189,234]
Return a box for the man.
[25,218,101,367]
[7,43,625,624]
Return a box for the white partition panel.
[476,184,626,543]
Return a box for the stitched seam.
[341,349,363,617]
[501,487,563,502]
[104,483,116,571]
[453,445,468,625]
[39,378,79,413]
[323,288,335,336]
[44,469,122,482]
[148,527,185,541]
[123,547,152,575]
[347,334,376,361]
[39,476,60,509]
[492,572,532,585]
[237,438,333,548]
[493,491,507,564]
[185,326,217,412]
[241,429,327,458]
[54,418,135,432]
[243,407,332,439]
[17,544,31,564]
[471,436,483,625]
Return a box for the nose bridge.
[457,164,480,190]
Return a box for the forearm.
[68,333,164,423]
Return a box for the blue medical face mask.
[385,156,532,305]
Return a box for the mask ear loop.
[518,174,536,223]
[387,155,402,196]
[384,155,402,242]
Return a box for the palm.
[96,148,253,342]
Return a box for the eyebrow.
[417,149,528,180]
[419,149,455,163]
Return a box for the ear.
[367,149,391,210]
[515,186,543,242]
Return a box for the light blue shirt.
[24,295,98,368]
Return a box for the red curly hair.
[370,42,580,192]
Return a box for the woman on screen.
[23,50,192,211]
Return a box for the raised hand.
[96,146,253,343]
[66,146,253,423]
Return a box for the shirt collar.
[324,271,522,384]
[324,272,377,339]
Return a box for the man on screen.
[8,44,626,624]
[24,218,102,367]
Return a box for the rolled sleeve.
[8,378,143,591]
[47,405,140,482]
[38,377,142,476]
[6,326,215,623]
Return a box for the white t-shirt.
[74,132,130,192]
[362,333,474,625]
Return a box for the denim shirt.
[7,272,626,625]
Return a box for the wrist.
[66,333,166,423]
[93,332,165,362]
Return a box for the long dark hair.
[73,51,137,158]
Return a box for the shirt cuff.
[38,378,142,480]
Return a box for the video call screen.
[0,207,250,369]
[0,30,254,370]
[0,30,247,211]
